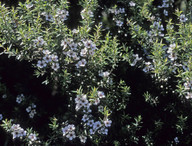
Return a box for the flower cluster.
[174,137,179,144]
[184,79,192,99]
[167,44,177,61]
[10,124,27,139]
[75,90,106,112]
[28,133,37,143]
[60,88,112,143]
[37,49,60,71]
[79,135,87,143]
[2,120,39,144]
[88,119,111,135]
[99,70,110,78]
[184,80,192,90]
[61,124,89,143]
[158,0,174,16]
[26,103,37,118]
[70,90,112,141]
[109,8,125,15]
[33,36,47,47]
[130,54,142,66]
[61,118,112,143]
[116,20,124,27]
[148,21,165,40]
[186,92,192,99]
[55,8,69,22]
[75,94,90,111]
[16,94,25,104]
[40,11,54,22]
[81,8,94,19]
[179,14,188,23]
[143,62,154,73]
[109,7,125,28]
[62,124,76,140]
[61,38,97,68]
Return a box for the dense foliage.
[0,0,192,145]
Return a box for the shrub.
[0,0,192,145]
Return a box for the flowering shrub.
[101,0,192,145]
[0,0,126,145]
[0,0,192,145]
